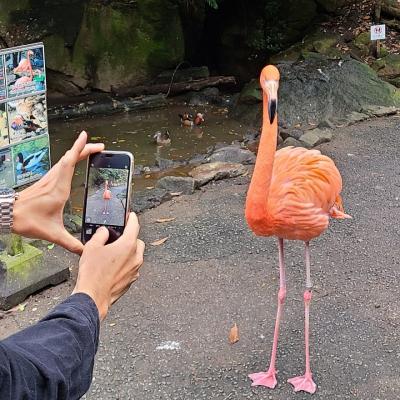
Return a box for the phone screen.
[82,152,133,244]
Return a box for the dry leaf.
[150,237,169,246]
[229,323,239,344]
[156,217,175,223]
[146,186,155,190]
[170,192,182,197]
[109,323,116,327]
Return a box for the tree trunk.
[112,76,237,98]
[382,0,400,19]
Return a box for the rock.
[155,157,176,171]
[208,145,256,165]
[281,137,304,148]
[4,1,185,94]
[372,54,400,79]
[232,58,400,129]
[362,105,398,117]
[132,189,172,214]
[280,128,304,140]
[238,79,262,104]
[156,176,195,195]
[63,213,82,234]
[201,87,220,101]
[318,119,336,129]
[299,129,332,148]
[189,162,247,187]
[188,153,208,166]
[187,93,208,106]
[344,111,369,124]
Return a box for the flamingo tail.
[329,195,351,219]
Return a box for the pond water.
[49,104,247,212]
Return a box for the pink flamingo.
[102,180,112,215]
[245,65,351,393]
[13,50,33,75]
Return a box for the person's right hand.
[72,213,145,321]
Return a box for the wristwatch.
[0,188,18,235]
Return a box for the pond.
[49,104,248,212]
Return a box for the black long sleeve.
[0,293,100,399]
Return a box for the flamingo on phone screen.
[245,65,351,394]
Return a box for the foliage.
[90,168,129,187]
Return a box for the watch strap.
[0,194,17,234]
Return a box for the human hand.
[72,212,145,321]
[12,131,104,254]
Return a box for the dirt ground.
[1,116,400,399]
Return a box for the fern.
[206,0,219,9]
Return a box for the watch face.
[0,188,14,197]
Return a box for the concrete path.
[1,116,400,399]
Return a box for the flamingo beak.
[263,80,278,124]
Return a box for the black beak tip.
[268,99,277,124]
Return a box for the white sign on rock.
[371,24,386,41]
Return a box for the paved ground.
[1,116,400,399]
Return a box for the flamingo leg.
[288,241,317,394]
[249,238,286,389]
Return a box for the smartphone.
[81,151,134,244]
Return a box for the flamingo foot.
[249,368,277,388]
[288,373,317,394]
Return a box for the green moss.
[69,1,184,91]
[0,241,42,271]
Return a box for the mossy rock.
[354,32,371,47]
[312,33,339,54]
[238,79,262,104]
[372,54,400,78]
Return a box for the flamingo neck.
[246,92,278,217]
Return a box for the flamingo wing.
[266,146,344,241]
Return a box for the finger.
[56,229,84,255]
[63,131,88,167]
[119,213,140,243]
[77,143,105,161]
[88,226,110,246]
[136,239,145,264]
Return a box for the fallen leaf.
[156,217,176,223]
[109,323,116,327]
[15,303,27,312]
[170,192,182,197]
[91,136,102,140]
[146,186,155,190]
[150,237,169,246]
[229,323,239,344]
[47,243,55,250]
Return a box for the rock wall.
[0,0,185,94]
[0,0,357,95]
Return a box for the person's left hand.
[12,131,104,254]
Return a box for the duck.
[16,148,48,173]
[179,112,194,127]
[11,115,41,132]
[194,112,205,126]
[153,130,171,145]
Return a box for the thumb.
[57,229,84,255]
[89,226,110,246]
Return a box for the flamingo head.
[27,50,34,57]
[260,65,280,124]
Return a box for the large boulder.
[232,57,400,128]
[0,0,184,93]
